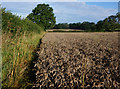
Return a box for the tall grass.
[2,8,45,88]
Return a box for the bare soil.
[32,32,120,89]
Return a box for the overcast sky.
[1,2,118,23]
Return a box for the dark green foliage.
[102,15,120,32]
[53,13,120,32]
[53,23,69,29]
[80,22,96,31]
[54,22,96,31]
[2,8,45,88]
[2,8,43,34]
[69,22,81,29]
[96,21,105,32]
[27,4,56,30]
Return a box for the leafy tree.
[96,20,104,31]
[69,22,81,29]
[101,15,120,32]
[53,23,69,29]
[86,22,96,31]
[53,12,120,32]
[116,14,120,29]
[81,22,91,30]
[27,4,56,30]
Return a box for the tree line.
[25,3,120,32]
[53,13,120,32]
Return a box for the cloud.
[2,0,78,2]
[77,0,119,2]
[2,2,117,23]
[47,0,77,2]
[2,0,119,2]
[48,2,117,23]
[2,2,39,18]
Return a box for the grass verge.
[2,31,45,88]
[2,8,46,88]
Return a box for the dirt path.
[32,32,119,88]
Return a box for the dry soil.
[33,32,120,89]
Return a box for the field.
[33,32,119,88]
[47,29,84,32]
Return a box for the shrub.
[2,8,45,88]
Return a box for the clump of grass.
[79,58,88,89]
[2,8,45,88]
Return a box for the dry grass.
[47,29,84,32]
[2,30,45,88]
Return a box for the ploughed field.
[33,32,119,88]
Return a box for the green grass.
[2,8,45,88]
[2,31,45,88]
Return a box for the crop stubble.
[33,32,119,88]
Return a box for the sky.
[1,2,119,23]
[1,0,120,2]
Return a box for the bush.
[2,8,45,88]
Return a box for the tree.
[27,4,56,30]
[101,15,120,32]
[81,22,91,30]
[53,23,69,29]
[69,22,81,29]
[96,20,104,31]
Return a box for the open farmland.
[33,32,120,88]
[46,29,84,32]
